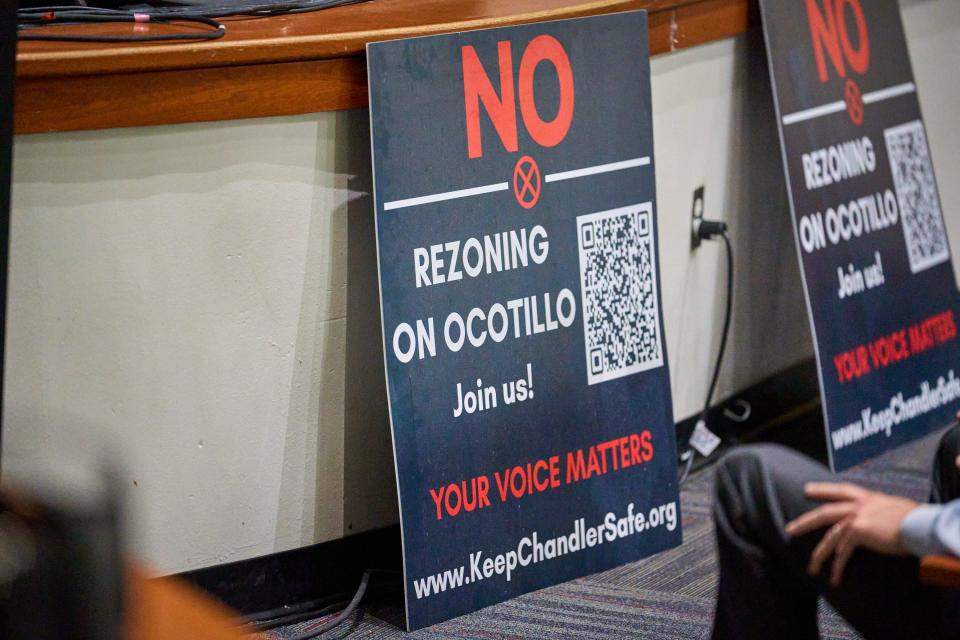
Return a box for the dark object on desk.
[129,1,367,16]
[17,7,227,42]
[17,0,367,42]
[18,1,366,17]
[18,1,126,6]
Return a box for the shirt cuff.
[900,504,945,557]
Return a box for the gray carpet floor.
[266,428,946,639]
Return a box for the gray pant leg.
[711,444,827,640]
[711,444,944,640]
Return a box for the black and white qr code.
[885,120,949,274]
[577,203,663,386]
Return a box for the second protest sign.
[761,0,960,470]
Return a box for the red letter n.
[806,0,846,83]
[462,41,518,159]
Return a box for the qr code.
[577,203,663,386]
[885,120,950,274]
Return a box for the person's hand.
[785,482,919,587]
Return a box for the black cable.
[679,229,733,487]
[17,10,225,42]
[17,1,366,21]
[678,449,695,486]
[245,594,347,625]
[250,600,349,632]
[134,0,367,19]
[237,568,399,637]
[16,1,367,43]
[243,567,401,630]
[285,570,370,640]
[702,231,734,424]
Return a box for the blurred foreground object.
[0,465,242,639]
[0,464,125,639]
[125,564,244,640]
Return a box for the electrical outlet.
[691,186,705,250]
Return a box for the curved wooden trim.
[13,0,753,134]
[15,58,369,135]
[17,0,648,77]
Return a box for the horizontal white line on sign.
[545,156,650,182]
[781,81,917,126]
[782,100,846,125]
[383,182,509,211]
[862,82,916,104]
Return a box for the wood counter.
[14,0,753,134]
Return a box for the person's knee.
[937,423,960,461]
[714,447,759,494]
[715,444,796,490]
[714,444,821,531]
[932,423,960,503]
[713,446,774,543]
[713,445,791,517]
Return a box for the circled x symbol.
[844,78,864,126]
[513,155,541,209]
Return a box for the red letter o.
[837,0,869,75]
[518,35,574,148]
[444,482,462,517]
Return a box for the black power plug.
[691,186,728,244]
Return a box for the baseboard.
[176,524,403,618]
[675,357,822,466]
[177,356,821,618]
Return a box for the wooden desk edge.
[14,0,753,134]
[919,554,960,589]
